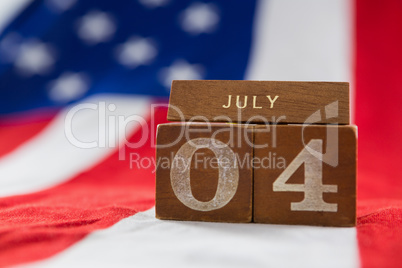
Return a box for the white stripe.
[0,94,151,197]
[0,0,33,34]
[28,208,359,268]
[246,0,352,81]
[245,0,354,119]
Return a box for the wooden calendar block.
[168,80,349,124]
[155,123,254,223]
[253,125,357,226]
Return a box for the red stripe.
[0,104,168,266]
[0,114,54,158]
[355,0,402,267]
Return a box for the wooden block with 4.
[253,125,357,226]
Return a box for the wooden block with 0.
[155,123,254,223]
[253,125,357,227]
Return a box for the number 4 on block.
[253,125,357,227]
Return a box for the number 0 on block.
[155,123,254,223]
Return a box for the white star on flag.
[138,0,170,9]
[14,39,56,76]
[115,37,158,68]
[180,2,220,35]
[159,59,204,88]
[76,10,116,45]
[48,72,90,103]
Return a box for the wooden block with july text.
[167,80,349,124]
[155,123,254,223]
[253,125,357,227]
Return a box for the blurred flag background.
[0,0,401,267]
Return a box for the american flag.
[0,0,401,267]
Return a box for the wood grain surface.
[155,123,254,223]
[253,125,357,227]
[167,80,349,124]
